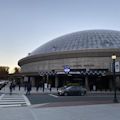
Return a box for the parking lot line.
[49,94,59,98]
[0,94,5,100]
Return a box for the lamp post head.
[112,54,116,60]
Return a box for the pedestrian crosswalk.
[0,94,31,108]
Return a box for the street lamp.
[111,54,118,103]
[64,65,70,86]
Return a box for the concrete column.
[47,74,49,84]
[55,75,58,88]
[85,76,89,91]
[24,76,28,82]
[30,77,35,86]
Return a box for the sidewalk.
[87,90,120,96]
[0,85,58,94]
[32,103,120,120]
[0,103,120,120]
[1,85,120,95]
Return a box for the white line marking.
[23,95,31,106]
[4,96,23,98]
[0,101,26,104]
[0,94,5,100]
[2,99,24,101]
[49,94,58,98]
[2,98,24,100]
[0,104,21,107]
[37,103,49,106]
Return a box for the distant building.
[18,30,120,90]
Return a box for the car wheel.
[64,92,68,96]
[80,92,84,96]
[84,91,86,95]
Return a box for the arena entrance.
[56,69,109,91]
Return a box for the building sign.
[115,61,120,72]
[64,65,70,73]
[111,61,120,72]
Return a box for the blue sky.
[0,0,120,72]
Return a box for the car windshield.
[65,86,78,90]
[66,86,72,90]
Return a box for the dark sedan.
[58,86,87,96]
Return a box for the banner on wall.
[115,61,120,72]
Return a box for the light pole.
[64,65,70,86]
[111,54,118,103]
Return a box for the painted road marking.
[49,94,59,98]
[0,94,5,100]
[0,94,30,108]
[23,95,31,106]
[0,104,21,107]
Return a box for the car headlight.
[58,90,64,93]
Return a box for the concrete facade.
[19,49,120,73]
[18,30,120,90]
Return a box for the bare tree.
[13,67,21,74]
[0,66,9,74]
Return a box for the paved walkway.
[0,85,58,94]
[0,103,119,120]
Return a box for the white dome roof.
[30,30,120,55]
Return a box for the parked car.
[58,86,87,96]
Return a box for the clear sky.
[0,0,120,72]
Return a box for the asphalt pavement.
[0,103,119,120]
[0,85,120,120]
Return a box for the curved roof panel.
[30,30,120,56]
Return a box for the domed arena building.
[18,30,120,91]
